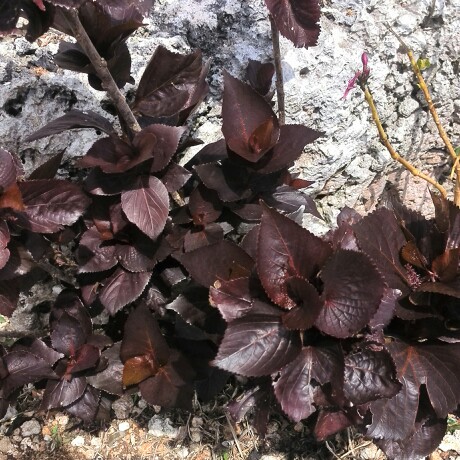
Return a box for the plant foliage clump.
[1,1,460,459]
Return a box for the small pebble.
[71,435,85,447]
[118,422,130,432]
[91,438,101,448]
[191,417,203,428]
[112,396,134,420]
[189,428,201,443]
[148,416,178,438]
[21,419,41,437]
[294,422,304,432]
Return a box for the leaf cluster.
[2,1,460,459]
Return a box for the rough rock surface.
[1,0,459,224]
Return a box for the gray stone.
[0,437,13,454]
[112,395,134,420]
[20,419,41,437]
[148,415,178,438]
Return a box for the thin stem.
[406,50,457,162]
[62,9,141,136]
[269,15,285,125]
[362,84,447,199]
[386,24,460,205]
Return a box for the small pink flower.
[342,52,371,99]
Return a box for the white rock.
[118,421,130,432]
[439,431,460,452]
[71,435,85,447]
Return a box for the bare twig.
[269,15,285,125]
[224,412,243,458]
[340,440,374,459]
[62,8,141,136]
[362,84,448,199]
[385,24,460,205]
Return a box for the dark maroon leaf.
[11,338,63,367]
[86,333,113,350]
[261,185,321,219]
[99,268,151,315]
[253,125,323,174]
[139,349,195,410]
[133,46,208,119]
[176,240,254,287]
[0,148,18,192]
[431,248,459,282]
[159,162,191,193]
[369,287,401,331]
[77,136,151,174]
[246,60,275,96]
[369,340,460,441]
[121,176,169,240]
[51,312,87,356]
[315,250,384,338]
[134,124,184,173]
[230,203,262,222]
[227,385,267,422]
[70,344,100,374]
[273,345,343,422]
[353,208,409,293]
[210,277,255,322]
[25,110,114,142]
[15,180,90,233]
[118,232,172,273]
[212,304,301,377]
[367,377,420,441]
[65,385,100,423]
[120,304,170,386]
[186,139,228,168]
[50,290,92,339]
[3,350,57,397]
[189,184,222,226]
[84,169,127,196]
[264,0,321,48]
[376,417,447,460]
[417,279,460,298]
[222,71,279,162]
[77,227,118,273]
[183,223,224,252]
[0,281,19,317]
[28,150,65,180]
[194,162,249,202]
[314,410,354,441]
[240,224,260,260]
[281,277,322,330]
[41,376,87,410]
[344,349,400,405]
[87,342,124,396]
[257,204,332,308]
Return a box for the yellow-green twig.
[385,24,460,205]
[362,84,447,199]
